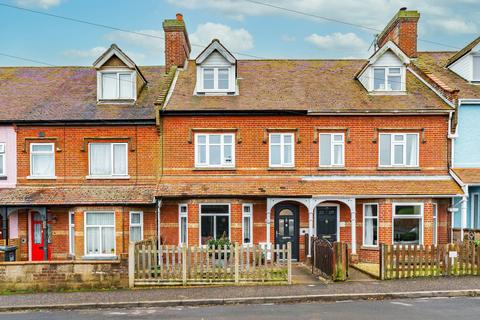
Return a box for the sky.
[0,0,478,66]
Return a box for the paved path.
[1,297,479,319]
[0,276,479,308]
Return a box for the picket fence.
[128,239,292,286]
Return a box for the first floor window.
[393,204,423,245]
[200,204,230,245]
[69,212,75,255]
[89,143,128,177]
[242,204,253,245]
[269,133,294,167]
[30,143,55,177]
[432,203,438,245]
[363,204,378,247]
[0,143,5,176]
[179,204,188,245]
[85,212,115,256]
[379,133,418,167]
[195,133,234,168]
[319,133,344,167]
[129,211,143,242]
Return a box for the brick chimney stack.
[163,13,191,71]
[377,8,420,58]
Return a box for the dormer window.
[373,67,402,91]
[202,68,230,91]
[473,55,480,82]
[100,71,135,100]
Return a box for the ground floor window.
[432,203,438,245]
[129,211,143,242]
[85,212,115,256]
[363,203,378,247]
[200,204,230,245]
[69,211,75,255]
[393,204,423,245]
[242,204,253,245]
[179,204,188,245]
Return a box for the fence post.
[182,245,187,285]
[235,244,240,283]
[128,241,135,288]
[287,242,292,284]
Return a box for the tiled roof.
[0,66,165,122]
[452,168,480,185]
[156,177,463,198]
[415,52,480,99]
[0,186,156,205]
[164,60,451,113]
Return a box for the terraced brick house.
[156,9,462,263]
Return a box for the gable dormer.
[446,37,480,83]
[356,41,410,94]
[195,39,237,95]
[93,44,147,102]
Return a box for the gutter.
[449,169,469,196]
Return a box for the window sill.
[361,246,379,251]
[86,175,131,180]
[369,91,407,95]
[97,99,136,104]
[268,167,296,171]
[27,176,57,180]
[318,167,346,171]
[192,167,236,171]
[81,255,118,261]
[377,167,421,171]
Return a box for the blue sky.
[0,0,478,66]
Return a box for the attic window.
[99,71,135,100]
[373,67,402,91]
[203,68,229,91]
[473,55,480,81]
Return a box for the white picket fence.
[128,239,292,286]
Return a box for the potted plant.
[206,233,232,264]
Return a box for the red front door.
[31,211,51,261]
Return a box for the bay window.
[242,204,253,245]
[89,143,128,177]
[319,133,344,167]
[269,133,294,167]
[195,133,234,168]
[379,133,418,167]
[373,67,403,91]
[85,212,115,256]
[129,211,143,242]
[179,204,188,245]
[200,204,230,245]
[393,204,423,245]
[363,203,378,247]
[30,143,55,178]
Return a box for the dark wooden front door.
[275,204,299,260]
[316,206,338,242]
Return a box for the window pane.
[270,134,281,144]
[201,205,229,214]
[388,75,401,90]
[101,227,115,254]
[180,216,187,244]
[474,195,479,228]
[32,144,53,152]
[209,145,221,165]
[394,144,404,165]
[224,145,232,164]
[201,215,214,244]
[243,216,251,244]
[102,73,117,99]
[218,68,229,89]
[319,134,331,166]
[130,213,141,224]
[86,212,114,225]
[130,226,141,242]
[119,74,133,99]
[389,67,401,74]
[374,68,386,90]
[86,227,100,254]
[406,134,418,166]
[223,135,233,144]
[216,215,229,239]
[197,135,206,144]
[379,134,391,166]
[364,217,378,246]
[283,134,293,144]
[113,144,127,175]
[395,205,421,216]
[203,69,214,89]
[283,144,292,164]
[0,154,5,175]
[394,218,421,244]
[474,56,480,81]
[270,145,281,165]
[32,154,54,176]
[198,145,207,164]
[333,144,343,165]
[393,135,404,142]
[90,144,111,175]
[209,135,221,144]
[365,204,378,217]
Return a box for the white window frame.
[362,203,379,248]
[84,211,116,257]
[178,204,188,246]
[29,142,55,179]
[471,193,479,229]
[392,203,424,245]
[269,133,295,168]
[473,54,480,82]
[379,133,419,168]
[0,143,5,176]
[372,66,405,91]
[194,133,235,168]
[242,204,253,246]
[97,70,136,100]
[432,203,438,246]
[319,133,345,167]
[88,142,129,178]
[129,211,144,242]
[198,66,235,93]
[199,203,231,246]
[69,211,75,256]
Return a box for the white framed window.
[179,204,188,245]
[199,204,230,245]
[269,133,294,167]
[373,67,403,91]
[69,211,75,255]
[242,204,253,245]
[88,143,128,177]
[432,203,438,246]
[379,133,419,167]
[84,212,115,256]
[363,203,379,247]
[319,133,344,167]
[473,55,480,82]
[393,203,423,245]
[30,143,55,178]
[195,133,235,168]
[200,67,231,92]
[99,71,135,100]
[472,193,479,229]
[129,211,143,242]
[0,143,5,176]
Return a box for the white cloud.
[190,22,254,55]
[428,18,478,35]
[305,32,368,52]
[105,29,164,52]
[15,0,62,9]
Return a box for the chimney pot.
[176,13,183,21]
